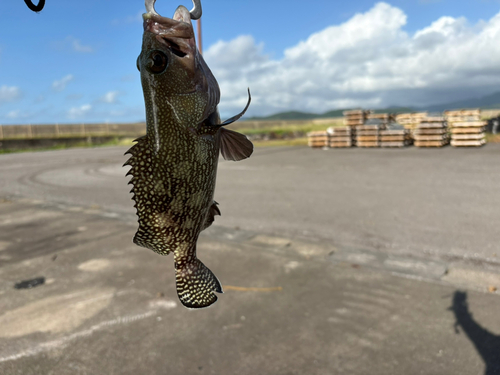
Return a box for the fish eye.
[147,51,168,74]
[136,56,140,71]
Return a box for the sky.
[1,0,500,124]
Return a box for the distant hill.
[246,91,500,121]
[425,91,500,112]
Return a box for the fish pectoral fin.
[219,128,254,161]
[202,201,221,231]
[175,255,223,309]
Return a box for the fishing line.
[24,0,45,12]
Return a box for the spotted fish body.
[125,2,252,309]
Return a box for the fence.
[0,118,344,140]
[0,123,147,140]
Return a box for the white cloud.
[99,91,120,104]
[68,104,92,119]
[52,74,74,92]
[111,10,143,26]
[54,36,93,53]
[204,2,500,116]
[7,110,22,119]
[0,85,22,103]
[70,37,93,53]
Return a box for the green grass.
[486,133,500,143]
[0,137,137,154]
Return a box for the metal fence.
[0,123,147,140]
[0,118,343,140]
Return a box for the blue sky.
[1,0,500,124]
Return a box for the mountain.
[425,91,500,112]
[246,91,500,121]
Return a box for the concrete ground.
[0,145,499,374]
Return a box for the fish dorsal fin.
[220,88,251,126]
[202,201,221,231]
[219,128,253,161]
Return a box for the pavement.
[0,145,499,374]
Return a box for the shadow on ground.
[450,291,500,375]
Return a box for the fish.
[124,0,253,309]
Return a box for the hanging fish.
[125,0,253,309]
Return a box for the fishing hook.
[145,0,202,20]
[24,0,45,12]
[189,0,202,20]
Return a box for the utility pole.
[197,18,203,54]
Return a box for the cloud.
[7,110,24,119]
[54,36,93,53]
[111,10,143,26]
[68,104,92,119]
[204,2,500,116]
[52,74,74,92]
[0,85,22,104]
[98,91,120,104]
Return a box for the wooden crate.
[413,135,448,141]
[450,139,486,147]
[381,141,411,148]
[357,141,380,148]
[451,133,485,140]
[307,131,329,148]
[413,128,448,135]
[380,135,407,142]
[444,109,481,117]
[417,122,446,129]
[414,140,448,147]
[330,134,352,142]
[327,126,353,135]
[450,127,485,134]
[330,141,353,148]
[449,121,486,128]
[357,135,379,142]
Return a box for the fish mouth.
[143,6,194,58]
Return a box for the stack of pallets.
[343,110,369,127]
[367,113,394,125]
[355,123,385,148]
[413,117,449,148]
[445,109,486,147]
[380,125,412,148]
[395,112,428,131]
[307,131,329,149]
[327,126,355,148]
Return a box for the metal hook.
[24,0,45,12]
[189,0,202,20]
[145,0,202,20]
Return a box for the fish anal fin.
[219,128,253,161]
[175,254,223,309]
[202,201,221,231]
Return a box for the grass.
[252,138,308,147]
[486,133,500,143]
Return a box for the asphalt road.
[0,144,499,375]
[1,144,499,263]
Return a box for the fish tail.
[174,253,223,309]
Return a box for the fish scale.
[125,0,253,309]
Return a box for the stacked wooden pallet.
[413,117,449,147]
[343,110,370,127]
[367,113,394,125]
[445,109,486,147]
[307,131,329,149]
[327,126,355,148]
[355,124,385,148]
[380,126,412,148]
[395,112,428,131]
